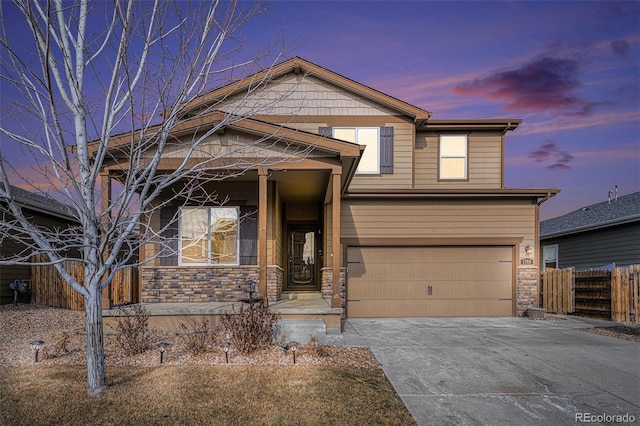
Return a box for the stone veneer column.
[321,267,346,316]
[516,266,539,316]
[267,266,284,302]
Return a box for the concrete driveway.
[343,316,640,426]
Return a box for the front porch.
[102,293,343,345]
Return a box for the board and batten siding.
[543,222,640,270]
[342,199,536,246]
[415,131,503,189]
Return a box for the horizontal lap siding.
[349,122,413,190]
[342,199,536,241]
[545,222,640,269]
[415,131,502,189]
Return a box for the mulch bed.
[0,304,380,368]
[580,324,640,342]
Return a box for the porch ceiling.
[272,170,329,203]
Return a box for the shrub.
[219,301,280,354]
[178,318,212,355]
[42,332,70,360]
[304,337,330,357]
[114,305,152,355]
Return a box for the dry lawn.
[0,305,415,425]
[0,365,415,425]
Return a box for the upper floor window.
[333,127,380,174]
[179,207,239,265]
[439,135,468,180]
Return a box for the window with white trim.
[439,135,468,180]
[179,207,239,265]
[543,244,558,271]
[333,127,380,174]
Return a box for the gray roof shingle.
[0,183,77,222]
[540,191,640,239]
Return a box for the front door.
[286,226,319,290]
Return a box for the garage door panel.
[348,280,511,299]
[348,298,512,318]
[349,263,511,282]
[347,246,513,317]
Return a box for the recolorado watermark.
[575,412,636,423]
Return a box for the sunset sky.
[249,0,640,220]
[1,1,639,220]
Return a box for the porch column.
[258,168,268,306]
[100,172,113,309]
[331,172,342,308]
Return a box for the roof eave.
[346,188,560,199]
[421,119,522,132]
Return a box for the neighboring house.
[540,191,640,271]
[97,57,559,318]
[0,184,78,305]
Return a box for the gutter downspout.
[500,123,511,188]
[535,190,554,308]
[537,191,553,206]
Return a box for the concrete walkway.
[343,316,640,426]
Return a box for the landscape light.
[30,340,44,363]
[220,341,231,364]
[289,341,298,364]
[157,342,169,364]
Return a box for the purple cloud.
[611,40,631,57]
[528,142,574,171]
[453,56,599,116]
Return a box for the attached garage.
[346,246,514,317]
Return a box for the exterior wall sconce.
[220,341,231,363]
[157,342,169,364]
[31,340,44,363]
[525,245,533,257]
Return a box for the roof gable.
[541,191,640,238]
[91,111,363,159]
[180,57,432,123]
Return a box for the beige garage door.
[347,246,513,317]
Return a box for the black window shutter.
[380,126,394,174]
[318,126,332,137]
[160,206,179,266]
[239,206,257,265]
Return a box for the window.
[439,135,468,180]
[333,127,380,174]
[543,244,558,271]
[179,207,239,265]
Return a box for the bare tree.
[0,0,300,396]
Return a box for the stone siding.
[267,266,284,303]
[141,266,259,303]
[321,267,347,316]
[516,266,539,316]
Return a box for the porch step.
[274,318,344,346]
[279,292,324,300]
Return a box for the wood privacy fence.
[541,265,639,322]
[541,267,575,315]
[31,254,139,311]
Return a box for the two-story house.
[98,57,558,322]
